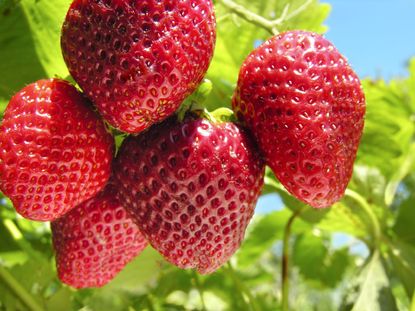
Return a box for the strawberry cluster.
[0,0,365,288]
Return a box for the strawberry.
[51,182,147,288]
[61,0,216,134]
[0,79,114,221]
[113,115,264,274]
[232,31,366,208]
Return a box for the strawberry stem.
[144,294,156,311]
[177,79,213,122]
[3,219,43,261]
[345,189,381,248]
[225,262,261,311]
[192,271,207,311]
[0,265,44,311]
[219,0,313,35]
[281,206,306,311]
[210,108,237,123]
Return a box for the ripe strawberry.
[0,79,114,221]
[61,0,216,134]
[113,116,264,274]
[232,31,365,208]
[51,182,147,288]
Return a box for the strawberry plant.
[1,0,415,311]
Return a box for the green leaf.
[153,269,194,299]
[388,240,415,299]
[293,232,351,288]
[0,0,19,13]
[358,77,415,181]
[407,57,415,112]
[411,291,415,311]
[72,248,166,311]
[385,143,415,206]
[393,194,415,245]
[104,247,164,292]
[0,257,58,311]
[0,98,7,118]
[351,252,398,311]
[0,0,70,104]
[203,271,243,309]
[0,267,31,311]
[347,166,392,233]
[236,209,310,267]
[210,107,236,123]
[315,202,368,240]
[263,168,330,224]
[349,166,387,208]
[0,221,23,256]
[0,251,28,267]
[177,79,214,120]
[193,79,214,103]
[205,0,330,110]
[45,287,73,311]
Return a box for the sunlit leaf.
[316,202,368,240]
[385,144,415,206]
[388,240,415,299]
[349,166,386,208]
[263,168,330,223]
[0,0,413,310]
[205,0,330,110]
[406,57,415,112]
[203,271,247,310]
[347,166,393,231]
[351,252,398,311]
[293,232,351,288]
[0,221,22,259]
[0,257,59,311]
[45,287,73,311]
[0,0,70,104]
[236,209,310,267]
[393,194,415,245]
[104,247,165,292]
[0,267,29,311]
[358,78,415,181]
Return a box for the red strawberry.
[113,116,264,273]
[61,0,216,134]
[51,182,147,288]
[0,79,114,221]
[232,31,365,208]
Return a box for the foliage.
[1,0,415,310]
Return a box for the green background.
[1,0,415,310]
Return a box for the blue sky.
[325,0,415,80]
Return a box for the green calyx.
[207,107,237,124]
[176,79,238,124]
[177,79,213,122]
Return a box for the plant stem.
[220,0,276,34]
[193,271,207,311]
[2,219,43,261]
[0,265,44,311]
[145,294,156,311]
[225,263,261,311]
[281,206,306,311]
[219,0,312,35]
[345,189,381,247]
